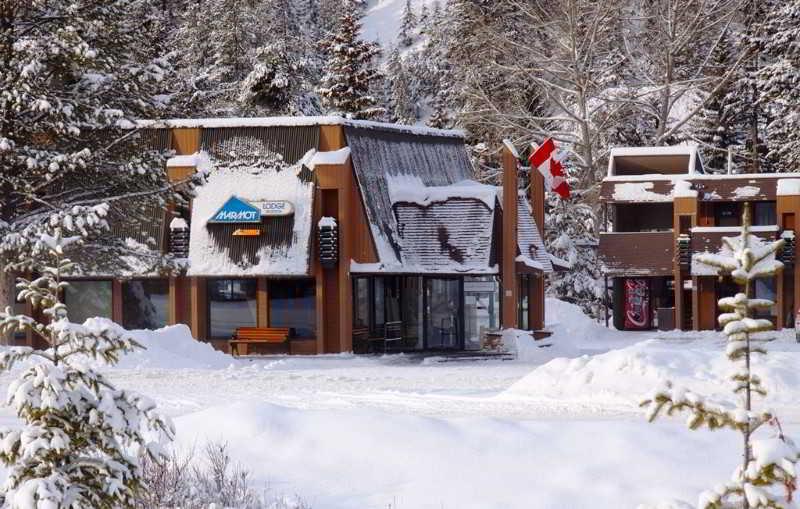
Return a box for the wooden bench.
[230,327,291,356]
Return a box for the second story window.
[753,202,777,226]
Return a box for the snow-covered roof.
[777,179,800,196]
[310,147,351,167]
[387,175,498,209]
[516,198,553,273]
[390,198,498,274]
[344,125,476,267]
[187,154,314,277]
[136,116,465,139]
[608,145,703,177]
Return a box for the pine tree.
[0,230,174,507]
[398,0,417,47]
[427,89,452,129]
[753,0,800,172]
[318,3,384,119]
[642,204,799,508]
[544,191,603,319]
[0,0,185,314]
[386,49,418,125]
[689,31,742,172]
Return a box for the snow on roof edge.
[609,145,699,158]
[135,116,465,139]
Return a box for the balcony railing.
[599,231,674,276]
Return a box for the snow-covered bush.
[137,441,309,509]
[641,205,799,508]
[0,231,174,508]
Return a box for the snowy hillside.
[362,0,437,47]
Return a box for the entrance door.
[424,278,462,349]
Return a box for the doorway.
[424,278,463,350]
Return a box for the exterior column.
[529,143,546,331]
[168,276,190,326]
[313,128,353,353]
[189,277,207,341]
[777,181,800,330]
[500,142,518,330]
[257,278,269,327]
[111,280,124,325]
[673,194,699,330]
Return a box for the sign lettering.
[209,196,262,224]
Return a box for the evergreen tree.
[689,31,742,172]
[386,49,418,124]
[544,190,603,319]
[642,205,799,508]
[753,0,800,172]
[427,89,452,129]
[0,231,173,507]
[398,0,417,47]
[0,0,185,314]
[318,3,384,119]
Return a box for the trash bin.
[657,307,675,331]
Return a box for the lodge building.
[600,146,800,331]
[10,117,555,354]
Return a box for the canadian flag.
[528,138,570,199]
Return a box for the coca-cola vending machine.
[624,279,650,330]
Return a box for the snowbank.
[120,324,232,369]
[173,400,770,509]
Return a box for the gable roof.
[516,199,553,273]
[391,198,497,274]
[344,125,476,267]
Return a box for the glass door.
[424,278,462,350]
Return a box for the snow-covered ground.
[2,299,800,508]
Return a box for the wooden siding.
[601,175,788,203]
[690,228,777,254]
[172,128,200,155]
[501,146,518,329]
[200,126,319,164]
[599,231,674,276]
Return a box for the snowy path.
[101,358,634,421]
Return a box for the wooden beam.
[501,144,518,329]
[171,128,200,155]
[189,277,207,340]
[111,280,124,325]
[257,278,269,327]
[318,125,346,151]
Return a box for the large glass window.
[518,276,530,331]
[425,278,461,349]
[207,279,257,339]
[464,276,499,350]
[353,278,370,329]
[753,202,777,226]
[122,279,169,330]
[269,279,316,338]
[64,280,113,324]
[754,277,777,318]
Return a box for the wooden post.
[501,143,519,330]
[112,280,124,325]
[777,189,800,330]
[257,278,269,327]
[189,277,207,340]
[529,143,546,331]
[673,195,698,330]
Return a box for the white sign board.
[258,200,294,217]
[464,282,497,293]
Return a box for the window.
[754,277,777,317]
[354,278,370,328]
[753,202,776,226]
[613,203,673,232]
[269,279,316,338]
[207,279,257,339]
[122,279,169,330]
[518,275,530,331]
[64,280,113,324]
[715,203,741,227]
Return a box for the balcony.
[599,231,674,276]
[690,225,779,254]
